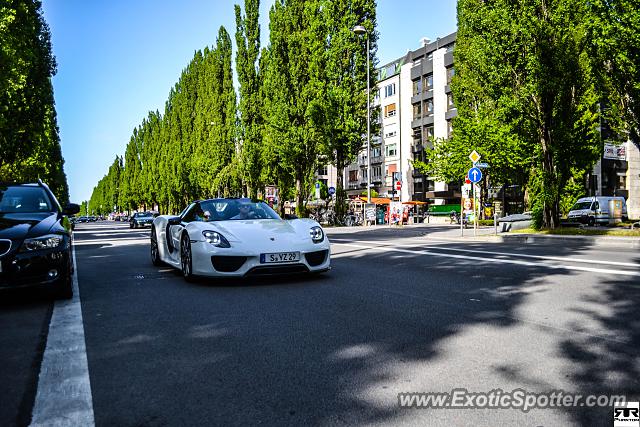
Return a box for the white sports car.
[150,198,331,280]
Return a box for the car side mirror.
[63,203,80,216]
[167,216,182,225]
[284,214,298,220]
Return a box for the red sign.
[396,181,402,190]
[465,176,471,184]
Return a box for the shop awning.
[358,197,391,205]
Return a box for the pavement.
[1,221,639,426]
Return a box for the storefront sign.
[604,143,626,161]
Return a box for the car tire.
[180,233,195,282]
[55,270,73,300]
[150,228,163,266]
[588,217,595,227]
[130,222,134,229]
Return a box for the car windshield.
[571,201,593,211]
[197,199,281,221]
[137,212,153,218]
[0,186,53,213]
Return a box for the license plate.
[260,252,300,264]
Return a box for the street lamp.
[353,25,371,204]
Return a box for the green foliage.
[360,189,379,198]
[453,0,602,228]
[587,0,640,147]
[0,0,69,203]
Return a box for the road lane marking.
[332,242,640,277]
[331,238,639,269]
[30,248,95,427]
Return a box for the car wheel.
[150,228,163,266]
[55,269,73,300]
[588,217,595,226]
[130,222,134,229]
[180,233,195,282]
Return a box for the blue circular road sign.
[468,167,483,183]
[328,186,335,195]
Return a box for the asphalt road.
[1,221,639,426]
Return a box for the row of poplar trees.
[89,0,377,217]
[415,0,639,228]
[0,0,69,203]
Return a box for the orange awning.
[358,197,391,205]
[402,200,428,205]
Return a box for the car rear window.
[0,186,53,213]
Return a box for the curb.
[423,232,640,248]
[499,233,640,248]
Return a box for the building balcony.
[370,155,383,164]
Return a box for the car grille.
[0,240,11,257]
[305,250,328,267]
[211,256,247,272]
[245,264,309,276]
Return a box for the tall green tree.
[262,0,327,216]
[235,0,263,198]
[320,0,377,216]
[0,0,69,203]
[448,0,601,228]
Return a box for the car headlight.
[20,234,65,251]
[309,226,324,243]
[202,230,231,248]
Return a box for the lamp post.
[353,25,371,204]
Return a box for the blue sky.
[41,0,457,202]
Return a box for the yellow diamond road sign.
[469,150,481,163]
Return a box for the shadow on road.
[73,223,639,426]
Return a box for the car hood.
[0,212,60,240]
[207,219,311,244]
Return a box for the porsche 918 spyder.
[150,198,330,280]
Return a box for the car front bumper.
[0,244,71,290]
[189,239,331,277]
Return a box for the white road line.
[332,238,639,268]
[333,242,640,277]
[30,249,95,427]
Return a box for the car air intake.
[211,256,247,272]
[305,250,328,267]
[0,240,11,257]
[245,264,309,276]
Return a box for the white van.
[567,196,628,225]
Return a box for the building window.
[447,67,455,85]
[412,79,422,96]
[371,146,382,157]
[424,74,433,91]
[384,83,396,98]
[447,93,455,110]
[447,120,453,138]
[373,166,382,178]
[317,165,328,176]
[424,126,434,141]
[349,170,358,182]
[445,43,455,53]
[425,99,434,115]
[413,128,422,144]
[362,169,367,180]
[413,103,422,120]
[385,144,397,157]
[384,103,397,117]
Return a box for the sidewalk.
[325,222,640,248]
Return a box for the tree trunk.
[335,151,346,217]
[540,131,559,229]
[295,175,305,217]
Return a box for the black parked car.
[130,211,154,229]
[0,181,80,299]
